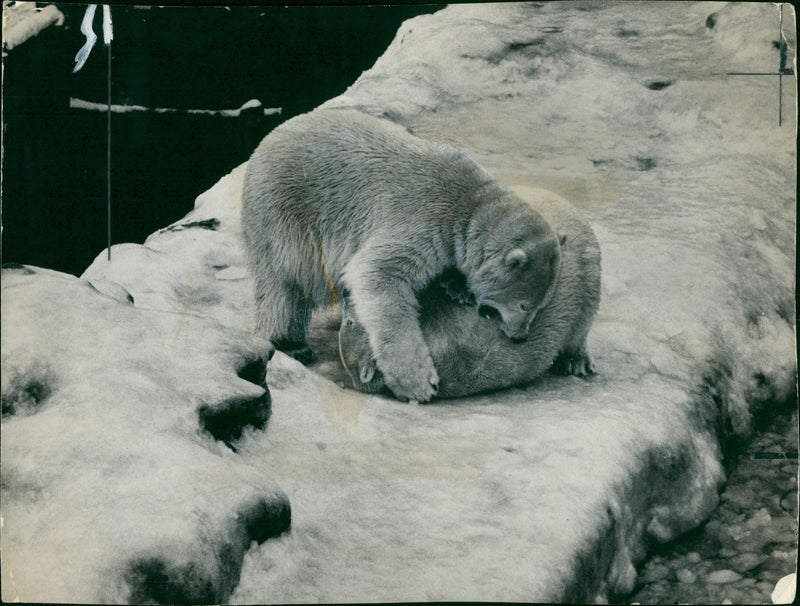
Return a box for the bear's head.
[338,295,386,394]
[466,208,564,342]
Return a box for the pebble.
[630,412,797,604]
[643,563,670,582]
[770,549,795,561]
[707,569,743,584]
[727,552,766,572]
[675,568,696,584]
[745,508,772,528]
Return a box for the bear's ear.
[360,361,376,384]
[559,234,567,247]
[504,248,528,268]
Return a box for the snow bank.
[1,264,290,603]
[2,3,64,52]
[82,165,255,333]
[1,1,795,603]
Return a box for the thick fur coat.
[241,109,562,402]
[339,187,601,399]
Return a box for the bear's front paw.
[436,268,475,306]
[551,350,596,377]
[381,353,439,403]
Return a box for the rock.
[727,552,767,573]
[769,550,796,561]
[686,552,702,564]
[707,569,743,584]
[642,562,670,582]
[238,2,793,602]
[676,569,697,584]
[745,508,772,528]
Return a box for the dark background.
[2,3,440,276]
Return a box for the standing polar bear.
[241,109,563,403]
[339,187,601,399]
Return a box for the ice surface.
[2,1,796,603]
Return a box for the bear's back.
[247,110,493,227]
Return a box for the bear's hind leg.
[254,277,316,365]
[272,294,315,365]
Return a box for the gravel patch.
[630,411,798,604]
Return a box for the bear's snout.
[501,322,530,342]
[478,300,533,341]
[499,309,532,341]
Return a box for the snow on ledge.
[2,2,64,52]
[69,97,282,117]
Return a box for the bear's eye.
[504,248,528,269]
[478,304,502,322]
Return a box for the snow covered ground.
[1,2,796,603]
[1,264,290,603]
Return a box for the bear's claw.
[551,351,595,377]
[382,355,439,403]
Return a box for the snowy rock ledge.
[0,177,296,602]
[1,262,290,604]
[2,2,796,604]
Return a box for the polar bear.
[241,109,563,402]
[338,187,601,399]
